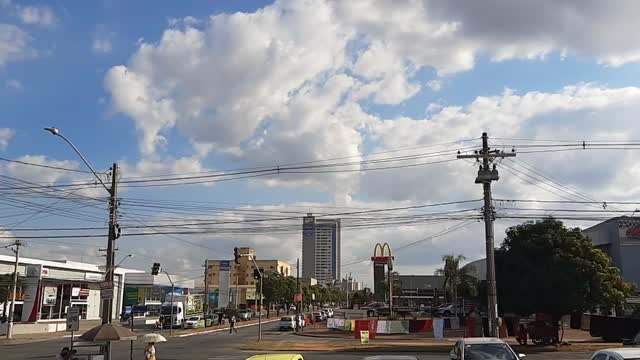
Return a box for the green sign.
[124,287,139,306]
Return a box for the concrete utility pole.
[6,240,21,339]
[203,260,209,322]
[296,258,300,315]
[457,132,515,337]
[102,163,119,325]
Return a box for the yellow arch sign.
[373,242,393,258]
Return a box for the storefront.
[123,273,195,315]
[0,255,142,332]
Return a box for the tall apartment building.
[302,214,341,285]
[205,247,291,308]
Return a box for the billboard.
[303,216,315,236]
[219,260,231,308]
[124,287,139,306]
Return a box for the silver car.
[450,337,525,360]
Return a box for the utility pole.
[203,260,209,323]
[296,258,300,315]
[457,132,515,337]
[6,240,21,339]
[102,163,119,360]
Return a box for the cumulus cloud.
[0,128,15,149]
[0,23,34,66]
[19,5,57,27]
[91,0,640,283]
[5,79,22,90]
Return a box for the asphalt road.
[0,322,593,360]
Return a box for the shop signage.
[43,286,58,306]
[85,272,104,281]
[360,330,370,344]
[25,264,48,278]
[124,287,138,306]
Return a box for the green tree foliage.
[496,218,634,320]
[435,254,478,302]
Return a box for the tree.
[496,218,634,323]
[435,254,478,303]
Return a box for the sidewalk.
[0,317,276,344]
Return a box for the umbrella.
[78,323,137,342]
[139,333,167,343]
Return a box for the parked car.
[450,338,525,360]
[184,316,201,329]
[279,316,296,331]
[436,303,465,317]
[246,354,304,360]
[591,348,640,360]
[313,312,324,322]
[366,302,390,317]
[238,309,252,321]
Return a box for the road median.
[239,339,620,353]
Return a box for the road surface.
[0,322,592,359]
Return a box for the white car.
[591,348,640,360]
[183,316,201,329]
[279,316,296,331]
[450,338,525,360]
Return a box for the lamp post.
[44,127,119,360]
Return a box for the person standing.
[218,312,224,326]
[144,342,156,360]
[229,315,237,334]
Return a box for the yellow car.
[246,355,304,360]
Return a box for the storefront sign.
[43,286,57,306]
[85,272,104,281]
[25,264,47,278]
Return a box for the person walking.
[229,315,238,334]
[144,342,156,360]
[218,312,224,326]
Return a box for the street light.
[43,127,110,193]
[116,254,133,268]
[44,127,119,360]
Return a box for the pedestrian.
[229,314,238,334]
[144,342,156,360]
[218,312,224,326]
[56,347,70,360]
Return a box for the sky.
[3,0,640,287]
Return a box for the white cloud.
[19,5,57,27]
[93,38,112,54]
[5,79,22,90]
[0,23,34,66]
[0,128,14,150]
[427,79,442,92]
[91,0,640,283]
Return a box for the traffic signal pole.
[247,255,263,342]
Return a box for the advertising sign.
[360,330,370,344]
[43,286,57,306]
[124,287,138,306]
[208,289,219,307]
[25,264,43,278]
[219,260,231,308]
[294,293,302,302]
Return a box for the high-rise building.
[302,214,341,284]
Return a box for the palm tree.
[435,254,477,304]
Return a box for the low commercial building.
[206,247,291,308]
[394,275,445,307]
[583,217,640,289]
[122,273,196,316]
[0,255,141,334]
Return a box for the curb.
[178,319,279,338]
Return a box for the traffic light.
[151,262,161,275]
[234,247,240,264]
[253,269,261,280]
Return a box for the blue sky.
[3,0,640,284]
